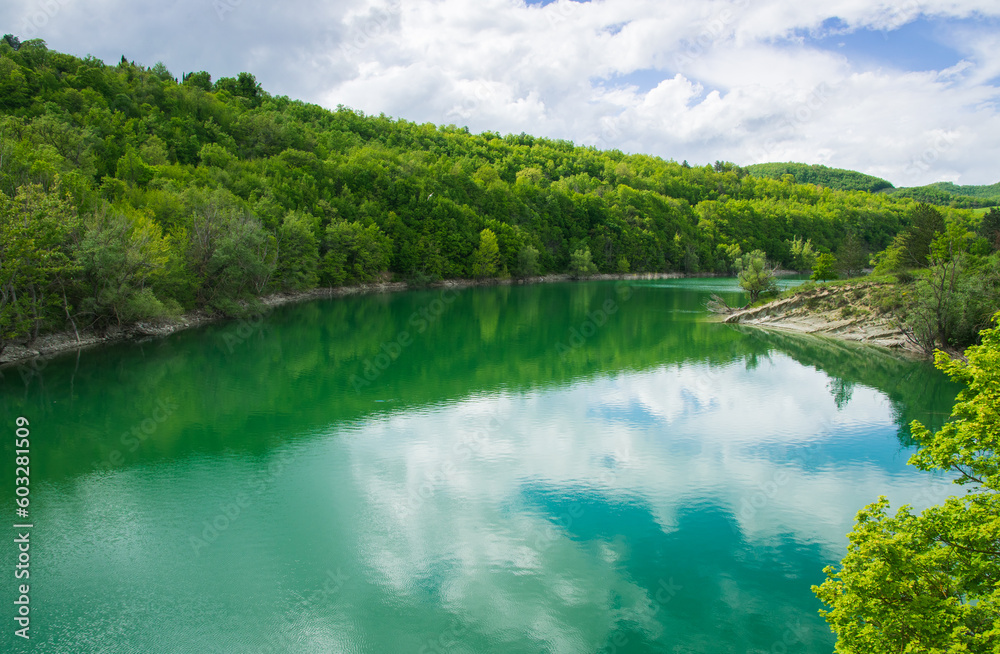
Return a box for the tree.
[814,315,1000,653]
[720,243,742,275]
[0,40,962,346]
[980,208,1000,251]
[514,244,540,278]
[182,71,212,92]
[275,212,319,291]
[321,221,391,285]
[811,253,838,282]
[0,183,79,349]
[115,146,154,187]
[873,204,946,276]
[0,191,34,351]
[683,244,700,274]
[0,56,30,109]
[207,213,276,306]
[787,236,817,273]
[568,247,598,278]
[736,249,777,304]
[902,203,946,268]
[215,72,264,107]
[76,205,171,326]
[837,233,868,278]
[187,199,276,311]
[470,228,501,279]
[149,61,173,82]
[902,221,990,351]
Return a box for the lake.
[1,279,960,653]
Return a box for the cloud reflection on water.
[345,352,954,651]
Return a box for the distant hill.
[745,163,895,193]
[747,162,1000,209]
[885,181,1000,209]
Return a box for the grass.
[763,272,900,307]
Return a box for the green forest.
[886,180,1000,209]
[745,162,895,193]
[0,36,984,352]
[747,162,1000,209]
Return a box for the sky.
[4,0,1000,187]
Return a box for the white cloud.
[326,355,956,646]
[349,357,954,563]
[2,0,999,185]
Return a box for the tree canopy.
[745,162,895,194]
[737,249,777,304]
[814,316,1000,652]
[0,38,948,349]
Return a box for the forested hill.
[744,163,895,193]
[746,162,1000,209]
[886,180,1000,209]
[1,37,925,347]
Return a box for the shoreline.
[0,271,690,369]
[720,282,925,356]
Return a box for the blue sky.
[3,0,999,186]
[803,17,966,73]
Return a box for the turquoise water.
[1,280,959,652]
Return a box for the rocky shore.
[721,282,921,354]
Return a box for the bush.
[811,253,838,281]
[736,249,777,304]
[568,248,598,278]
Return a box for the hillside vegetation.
[745,162,895,193]
[0,36,942,351]
[728,203,1000,353]
[745,161,1000,210]
[886,181,1000,209]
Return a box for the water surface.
[1,280,959,653]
